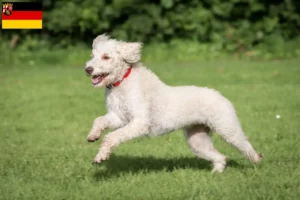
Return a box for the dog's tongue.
[92,76,102,85]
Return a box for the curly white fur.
[85,34,262,173]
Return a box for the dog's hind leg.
[213,117,263,164]
[184,125,227,173]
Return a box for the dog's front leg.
[92,119,149,164]
[87,112,124,142]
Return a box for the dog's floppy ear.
[92,33,110,48]
[116,41,143,64]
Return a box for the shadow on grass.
[92,155,242,180]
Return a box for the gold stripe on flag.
[2,20,42,29]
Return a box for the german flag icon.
[2,2,42,29]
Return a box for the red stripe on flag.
[2,11,42,20]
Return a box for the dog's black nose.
[85,67,94,75]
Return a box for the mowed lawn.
[1,59,300,200]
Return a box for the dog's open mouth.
[92,73,109,85]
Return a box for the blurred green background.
[1,0,300,65]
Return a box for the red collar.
[106,66,132,89]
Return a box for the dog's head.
[85,34,143,88]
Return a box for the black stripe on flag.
[3,2,42,11]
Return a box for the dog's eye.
[102,55,110,60]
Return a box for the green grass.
[1,59,300,200]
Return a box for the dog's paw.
[87,132,100,142]
[92,152,110,164]
[211,162,226,173]
[92,159,103,165]
[253,152,263,164]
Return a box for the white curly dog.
[84,34,262,173]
